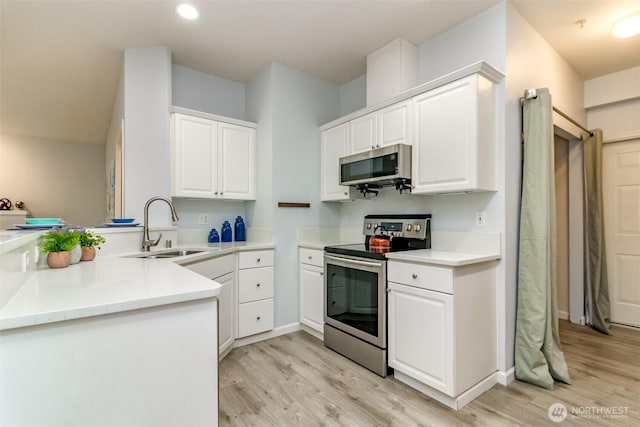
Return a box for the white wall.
[0,134,105,226]
[123,47,173,226]
[585,66,640,141]
[505,2,586,375]
[172,64,246,120]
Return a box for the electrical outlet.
[198,214,209,225]
[476,211,486,226]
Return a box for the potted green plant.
[78,229,106,261]
[39,226,81,268]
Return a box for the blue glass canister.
[234,216,246,241]
[208,229,220,243]
[221,221,232,242]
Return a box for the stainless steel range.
[323,214,431,377]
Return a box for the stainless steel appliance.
[324,214,431,377]
[339,144,411,193]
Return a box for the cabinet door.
[218,122,255,200]
[379,100,412,147]
[350,112,377,153]
[299,263,324,333]
[412,75,478,194]
[216,272,235,358]
[172,113,218,198]
[388,282,454,395]
[321,123,351,201]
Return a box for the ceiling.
[1,0,639,145]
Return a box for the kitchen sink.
[130,249,206,259]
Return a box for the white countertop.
[0,240,275,331]
[0,256,222,331]
[385,249,501,266]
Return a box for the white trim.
[232,322,301,348]
[168,105,257,128]
[604,133,640,144]
[557,310,569,321]
[496,367,515,385]
[299,324,324,341]
[394,370,498,410]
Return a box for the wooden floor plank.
[219,321,640,426]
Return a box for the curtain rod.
[522,88,594,137]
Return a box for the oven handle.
[324,254,385,268]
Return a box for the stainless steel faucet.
[142,196,179,251]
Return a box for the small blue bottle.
[221,221,232,242]
[234,216,246,241]
[208,229,219,243]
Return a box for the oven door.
[324,253,386,348]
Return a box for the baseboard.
[299,324,324,341]
[233,322,301,348]
[393,370,498,410]
[557,310,569,320]
[497,367,515,385]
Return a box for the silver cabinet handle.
[412,273,418,279]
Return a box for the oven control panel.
[362,215,430,240]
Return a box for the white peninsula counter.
[0,255,221,427]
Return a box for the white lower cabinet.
[237,250,275,338]
[183,254,235,358]
[387,260,498,409]
[299,248,325,334]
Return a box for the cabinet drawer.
[238,250,274,269]
[238,298,274,337]
[183,254,234,279]
[299,248,324,267]
[388,261,453,294]
[238,266,274,303]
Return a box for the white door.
[603,139,640,327]
[172,114,217,198]
[218,122,255,200]
[412,77,474,194]
[350,112,377,153]
[388,282,454,395]
[299,263,324,333]
[216,272,235,357]
[379,100,412,147]
[321,123,351,201]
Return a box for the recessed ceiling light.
[176,3,199,20]
[612,15,640,38]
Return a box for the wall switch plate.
[198,214,209,225]
[475,211,486,226]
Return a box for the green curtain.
[515,88,571,389]
[583,129,612,335]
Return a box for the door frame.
[555,126,586,325]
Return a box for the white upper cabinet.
[321,122,352,201]
[172,113,218,198]
[171,112,256,200]
[412,74,496,194]
[218,122,255,200]
[378,100,412,147]
[349,112,377,153]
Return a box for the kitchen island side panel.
[0,298,218,427]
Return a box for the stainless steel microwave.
[339,143,411,187]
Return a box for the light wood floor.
[219,321,640,426]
